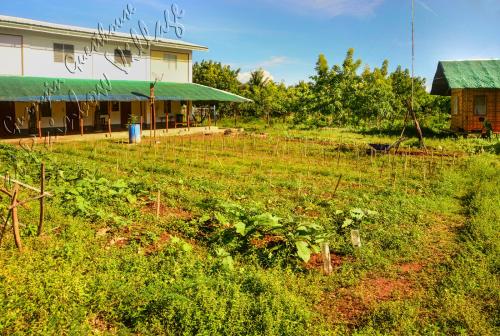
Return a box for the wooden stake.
[11,184,22,252]
[332,175,343,198]
[38,162,45,236]
[156,190,161,219]
[336,145,341,167]
[321,243,333,275]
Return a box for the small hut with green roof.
[431,59,500,133]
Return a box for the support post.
[36,103,42,139]
[150,83,156,139]
[108,101,112,136]
[187,101,191,132]
[166,108,169,133]
[208,106,212,131]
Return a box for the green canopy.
[431,60,500,96]
[0,75,251,103]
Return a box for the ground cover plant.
[0,128,498,335]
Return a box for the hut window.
[474,95,487,116]
[54,43,74,63]
[40,102,52,118]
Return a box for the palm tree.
[248,69,269,89]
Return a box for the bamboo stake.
[38,162,45,236]
[11,184,22,252]
[156,190,161,219]
[0,210,12,247]
[321,243,333,275]
[0,175,51,196]
[332,175,343,198]
[336,145,341,167]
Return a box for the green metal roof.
[0,76,251,103]
[431,60,500,96]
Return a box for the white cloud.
[256,56,291,68]
[235,56,290,82]
[264,0,385,17]
[236,56,293,71]
[238,69,274,83]
[416,0,438,16]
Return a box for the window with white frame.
[54,43,74,63]
[164,53,178,70]
[474,95,487,116]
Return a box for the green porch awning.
[0,75,251,103]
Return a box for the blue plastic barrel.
[129,124,141,144]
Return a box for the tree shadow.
[359,126,456,139]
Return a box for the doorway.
[65,102,80,134]
[120,102,132,128]
[0,102,16,137]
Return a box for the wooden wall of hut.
[450,89,500,133]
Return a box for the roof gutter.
[0,20,209,52]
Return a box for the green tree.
[310,54,342,126]
[390,67,427,120]
[247,68,270,88]
[356,61,396,128]
[289,81,314,124]
[193,60,242,119]
[338,48,363,125]
[193,60,240,93]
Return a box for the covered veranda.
[0,75,250,139]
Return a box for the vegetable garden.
[0,128,498,335]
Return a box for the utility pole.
[411,0,425,148]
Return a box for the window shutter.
[64,44,75,62]
[54,43,64,62]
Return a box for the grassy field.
[0,127,498,335]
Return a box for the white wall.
[0,28,193,83]
[2,27,197,133]
[0,33,22,75]
[151,49,191,83]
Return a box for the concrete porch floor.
[0,126,228,145]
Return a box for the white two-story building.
[0,14,248,137]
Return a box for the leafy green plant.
[334,208,378,231]
[195,198,328,264]
[53,169,148,226]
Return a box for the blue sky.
[1,0,499,89]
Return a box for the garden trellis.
[0,163,51,252]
